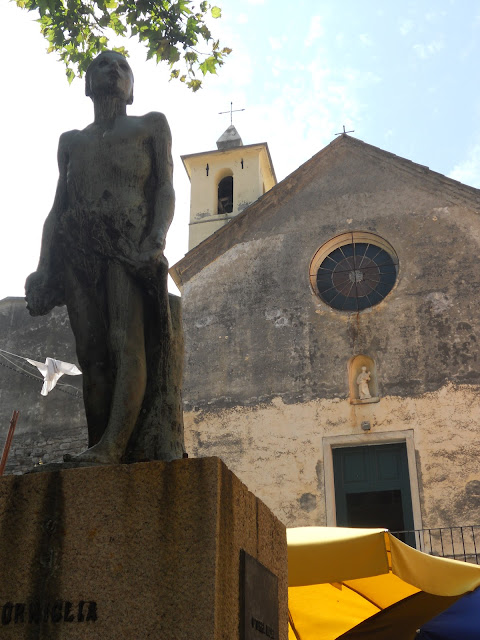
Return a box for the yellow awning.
[287,527,480,640]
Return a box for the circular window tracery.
[310,232,398,311]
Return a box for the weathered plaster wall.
[179,139,480,530]
[184,383,480,529]
[181,199,480,408]
[0,298,86,474]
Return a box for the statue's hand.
[25,270,64,316]
[137,239,168,268]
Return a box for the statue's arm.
[25,132,71,316]
[140,113,175,262]
[37,132,70,272]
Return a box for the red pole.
[0,410,19,476]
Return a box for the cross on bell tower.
[218,102,246,126]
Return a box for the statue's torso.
[62,116,154,253]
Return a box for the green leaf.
[187,78,202,91]
[113,45,128,56]
[66,67,75,84]
[199,55,217,75]
[211,6,221,18]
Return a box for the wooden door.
[333,443,414,537]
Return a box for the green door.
[333,443,414,537]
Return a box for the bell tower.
[182,125,276,250]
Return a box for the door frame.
[323,430,423,531]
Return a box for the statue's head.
[85,51,134,104]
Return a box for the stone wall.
[0,292,184,474]
[0,298,86,474]
[180,201,480,409]
[5,425,87,475]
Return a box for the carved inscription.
[251,616,275,638]
[1,600,97,625]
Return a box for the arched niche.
[216,170,234,214]
[348,355,379,404]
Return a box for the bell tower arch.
[182,125,276,250]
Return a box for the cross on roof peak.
[335,125,355,136]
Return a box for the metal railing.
[391,526,480,564]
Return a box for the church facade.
[171,132,480,543]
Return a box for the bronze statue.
[26,51,184,465]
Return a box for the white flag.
[26,357,82,396]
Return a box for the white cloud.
[449,145,480,188]
[234,55,371,184]
[413,40,444,59]
[359,33,373,47]
[340,67,382,89]
[269,36,286,51]
[425,11,446,22]
[399,19,414,36]
[237,13,248,24]
[305,16,324,47]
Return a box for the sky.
[2,0,480,301]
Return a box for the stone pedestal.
[0,457,287,639]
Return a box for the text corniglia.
[1,600,97,625]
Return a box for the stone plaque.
[240,550,279,640]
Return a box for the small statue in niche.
[356,366,372,400]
